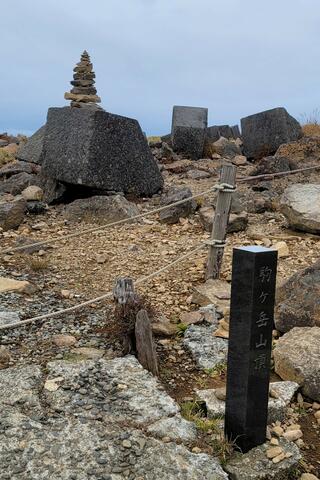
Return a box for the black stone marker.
[225,246,278,453]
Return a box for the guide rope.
[0,243,206,332]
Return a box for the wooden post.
[205,164,237,280]
[113,277,138,353]
[135,309,159,376]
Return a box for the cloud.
[1,0,320,135]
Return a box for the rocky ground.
[0,131,320,479]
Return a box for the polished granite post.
[225,246,278,453]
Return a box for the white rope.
[2,187,220,255]
[0,243,206,332]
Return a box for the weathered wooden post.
[225,246,278,453]
[135,310,159,376]
[205,163,237,280]
[113,277,137,353]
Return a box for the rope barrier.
[2,187,219,255]
[0,243,206,332]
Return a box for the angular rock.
[64,194,139,223]
[225,438,300,480]
[21,185,44,201]
[0,160,39,179]
[16,125,46,164]
[250,156,295,176]
[171,106,208,159]
[0,277,36,294]
[231,125,241,138]
[275,259,320,331]
[280,184,320,234]
[199,206,248,234]
[191,279,231,314]
[274,327,320,401]
[164,159,193,174]
[211,137,242,157]
[159,187,197,224]
[183,324,228,370]
[0,196,26,230]
[186,169,211,180]
[241,107,302,160]
[26,201,47,215]
[0,172,37,195]
[42,107,163,196]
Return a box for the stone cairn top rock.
[64,50,102,109]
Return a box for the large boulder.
[274,327,320,402]
[171,106,208,159]
[42,107,163,196]
[64,195,140,223]
[241,107,302,160]
[16,125,46,164]
[0,196,26,230]
[276,260,320,332]
[280,184,320,234]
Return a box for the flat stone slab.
[0,356,228,479]
[225,438,301,480]
[280,184,320,234]
[197,381,299,423]
[184,324,228,369]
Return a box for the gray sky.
[1,0,320,136]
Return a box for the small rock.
[44,377,64,392]
[283,430,303,442]
[122,440,132,449]
[52,335,77,347]
[215,387,226,401]
[21,185,44,201]
[300,474,320,480]
[179,311,203,326]
[61,289,72,298]
[272,426,284,437]
[272,452,286,464]
[0,277,36,294]
[232,155,247,166]
[95,254,107,264]
[266,446,283,459]
[270,438,279,446]
[272,241,289,258]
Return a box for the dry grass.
[24,256,50,271]
[302,123,320,137]
[0,149,15,167]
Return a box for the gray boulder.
[241,107,302,160]
[42,107,163,196]
[171,106,208,159]
[274,326,320,401]
[231,124,241,138]
[159,187,197,224]
[64,195,140,223]
[276,259,320,332]
[16,125,46,164]
[0,196,26,230]
[280,184,320,234]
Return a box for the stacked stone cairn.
[64,50,101,109]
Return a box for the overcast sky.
[1,0,320,136]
